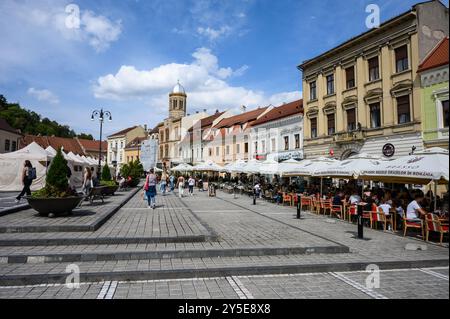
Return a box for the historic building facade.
[0,118,22,154]
[249,100,304,162]
[299,1,448,160]
[418,37,449,149]
[107,125,147,171]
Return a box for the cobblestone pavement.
[0,267,447,299]
[0,189,448,298]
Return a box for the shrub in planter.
[120,160,143,187]
[101,163,112,181]
[28,148,82,217]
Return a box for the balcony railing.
[333,130,365,143]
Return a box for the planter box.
[102,185,119,196]
[26,196,84,217]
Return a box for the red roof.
[250,99,303,127]
[418,37,449,73]
[125,135,148,149]
[21,135,106,156]
[214,107,268,129]
[188,111,225,132]
[77,138,107,152]
[108,125,138,138]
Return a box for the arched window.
[179,100,184,109]
[165,128,169,141]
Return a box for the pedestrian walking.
[15,160,36,203]
[177,175,185,198]
[188,176,195,196]
[169,174,175,192]
[82,167,93,198]
[160,172,167,196]
[144,169,158,209]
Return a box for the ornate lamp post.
[91,109,112,174]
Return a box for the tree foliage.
[101,163,112,181]
[0,94,92,138]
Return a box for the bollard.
[297,194,301,219]
[357,204,364,239]
[253,190,256,205]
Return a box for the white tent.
[0,142,52,191]
[314,153,386,179]
[193,160,224,172]
[359,147,449,185]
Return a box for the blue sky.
[0,0,448,137]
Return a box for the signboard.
[273,151,303,162]
[382,143,395,158]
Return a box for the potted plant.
[100,163,118,196]
[26,148,83,218]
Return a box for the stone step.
[0,244,349,264]
[0,253,447,286]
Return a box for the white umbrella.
[282,157,337,177]
[194,160,224,172]
[360,147,449,184]
[314,153,386,179]
[171,163,194,172]
[224,160,247,173]
[259,159,281,175]
[241,159,262,174]
[277,158,300,176]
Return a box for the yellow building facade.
[299,1,448,160]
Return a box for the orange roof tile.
[108,125,138,138]
[250,99,303,127]
[214,107,268,129]
[418,37,449,73]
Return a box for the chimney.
[144,124,147,131]
[241,105,247,113]
[215,109,219,114]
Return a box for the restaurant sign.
[382,143,395,158]
[273,151,304,162]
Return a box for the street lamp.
[91,109,112,175]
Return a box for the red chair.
[331,204,343,219]
[425,213,449,245]
[300,197,312,211]
[282,193,292,206]
[403,213,424,238]
[292,194,298,206]
[321,199,332,216]
[370,208,387,230]
[348,205,357,222]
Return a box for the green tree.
[77,133,94,140]
[101,163,112,181]
[46,148,69,192]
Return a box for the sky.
[0,0,448,137]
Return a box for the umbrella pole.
[434,180,437,212]
[320,177,323,198]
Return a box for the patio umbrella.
[194,160,224,172]
[171,163,194,173]
[241,159,262,174]
[224,160,247,173]
[277,158,301,176]
[313,153,385,179]
[359,147,449,185]
[259,159,281,175]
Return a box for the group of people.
[142,170,199,209]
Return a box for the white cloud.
[93,47,301,113]
[81,11,122,52]
[197,25,232,41]
[27,88,60,104]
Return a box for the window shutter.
[395,46,407,61]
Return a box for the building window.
[262,140,266,153]
[236,144,240,154]
[309,81,317,100]
[370,103,381,128]
[160,147,163,159]
[4,139,10,152]
[284,136,289,151]
[226,145,230,155]
[254,142,258,154]
[160,131,164,142]
[120,141,123,149]
[216,147,219,156]
[443,100,449,128]
[119,153,122,162]
[244,143,249,153]
[397,95,411,124]
[326,74,334,95]
[179,100,184,109]
[368,56,380,82]
[310,118,318,138]
[347,108,356,131]
[294,134,300,149]
[346,66,355,89]
[175,127,179,139]
[11,141,17,152]
[209,148,212,156]
[165,129,169,141]
[164,145,168,157]
[271,138,276,152]
[179,148,182,156]
[127,156,129,163]
[395,45,408,73]
[327,113,335,135]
